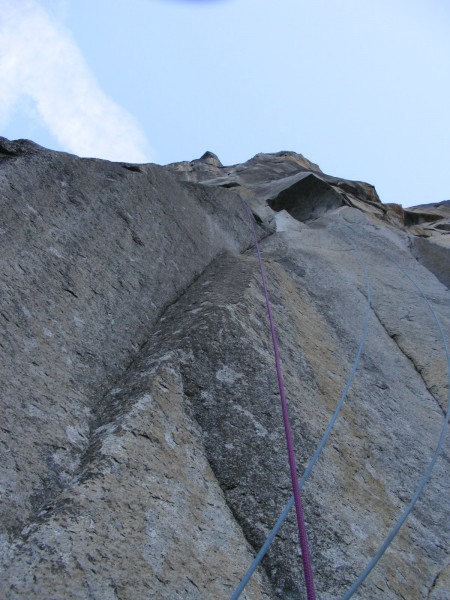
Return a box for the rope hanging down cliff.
[232,216,449,599]
[230,221,372,600]
[240,199,317,600]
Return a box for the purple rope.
[241,200,317,600]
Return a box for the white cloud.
[0,0,152,162]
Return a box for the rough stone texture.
[0,137,256,532]
[1,137,449,599]
[0,137,271,599]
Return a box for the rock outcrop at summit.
[1,137,449,599]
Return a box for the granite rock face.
[1,137,449,599]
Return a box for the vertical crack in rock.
[370,306,447,418]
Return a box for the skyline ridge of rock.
[0,136,449,599]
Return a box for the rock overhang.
[267,173,348,223]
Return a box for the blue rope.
[232,218,449,598]
[230,229,372,600]
[340,252,450,599]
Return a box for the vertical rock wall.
[1,139,449,599]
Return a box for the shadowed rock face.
[268,173,347,222]
[404,201,450,290]
[1,137,449,599]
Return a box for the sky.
[1,0,449,207]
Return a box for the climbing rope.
[230,221,371,600]
[232,209,448,598]
[240,199,317,600]
[339,239,450,599]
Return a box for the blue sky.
[1,0,449,207]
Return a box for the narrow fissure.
[370,305,446,418]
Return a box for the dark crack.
[371,306,446,418]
